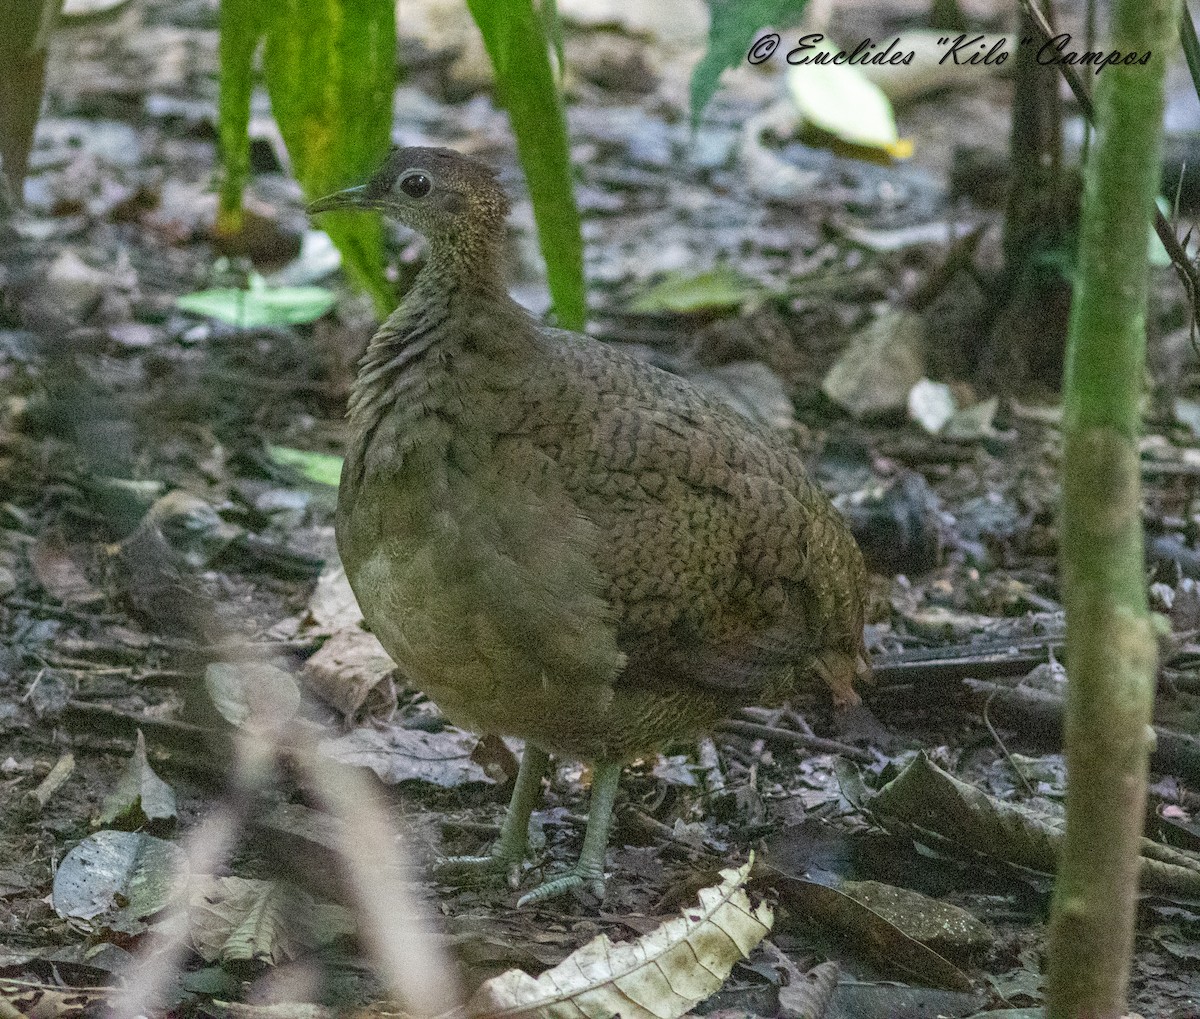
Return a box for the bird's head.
[307,147,510,253]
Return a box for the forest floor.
[1,0,1200,1016]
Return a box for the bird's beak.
[306,184,371,215]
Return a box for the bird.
[308,147,869,905]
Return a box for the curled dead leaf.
[466,857,772,1019]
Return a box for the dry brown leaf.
[29,536,104,606]
[306,556,365,632]
[302,628,396,723]
[466,858,772,1019]
[188,877,353,966]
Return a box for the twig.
[869,638,1064,690]
[696,736,725,794]
[963,678,1200,785]
[5,596,124,625]
[717,719,874,763]
[60,700,211,744]
[24,752,74,810]
[982,690,1035,796]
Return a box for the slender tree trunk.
[1047,0,1180,1015]
[982,1,1079,394]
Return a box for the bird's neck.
[343,250,532,480]
[425,230,507,286]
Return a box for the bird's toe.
[434,851,523,889]
[516,865,606,907]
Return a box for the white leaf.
[786,38,909,156]
[467,858,772,1018]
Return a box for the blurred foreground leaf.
[691,0,808,130]
[217,0,395,316]
[466,0,584,329]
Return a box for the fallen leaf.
[629,267,761,313]
[302,628,397,723]
[98,730,177,828]
[177,283,335,328]
[467,857,772,1018]
[305,555,364,632]
[29,536,104,606]
[320,725,501,789]
[52,830,185,935]
[268,444,344,488]
[188,876,353,966]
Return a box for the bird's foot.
[516,863,606,907]
[435,745,550,890]
[434,849,523,889]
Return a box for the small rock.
[907,377,955,434]
[45,251,110,321]
[267,231,342,288]
[823,309,926,418]
[689,360,795,431]
[106,323,158,349]
[943,396,1004,441]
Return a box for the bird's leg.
[517,759,621,906]
[436,743,549,888]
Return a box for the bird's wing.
[493,331,866,701]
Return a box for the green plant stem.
[1048,0,1180,1014]
[0,0,61,196]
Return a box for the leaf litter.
[2,0,1200,1016]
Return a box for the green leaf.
[690,0,809,131]
[177,285,335,327]
[217,0,396,317]
[267,444,344,487]
[630,267,761,313]
[466,0,585,329]
[217,0,269,233]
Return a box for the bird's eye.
[398,172,432,198]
